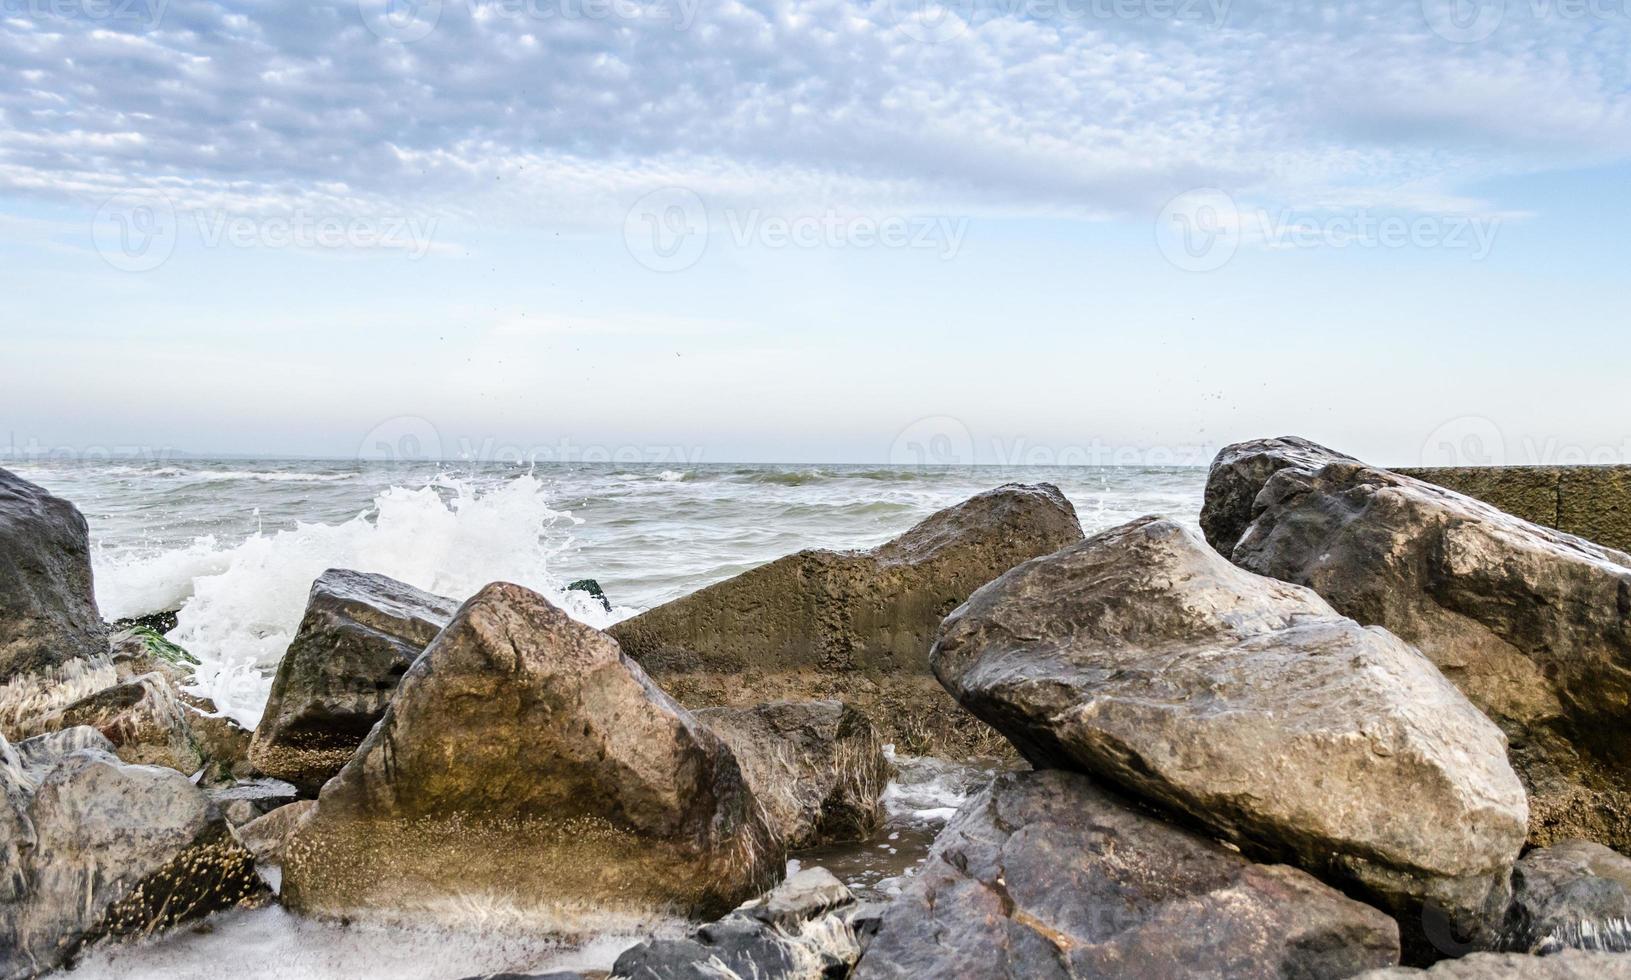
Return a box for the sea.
[5,457,1207,979]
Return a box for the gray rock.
[1359,950,1631,978]
[0,468,106,684]
[206,777,300,827]
[13,672,202,774]
[932,516,1528,953]
[613,866,865,980]
[281,583,781,928]
[1505,840,1631,955]
[1200,436,1357,555]
[610,484,1084,756]
[696,701,891,850]
[853,770,1401,979]
[237,799,317,866]
[108,624,198,689]
[0,728,262,979]
[249,568,459,793]
[1225,445,1631,849]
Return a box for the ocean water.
[7,457,1206,978]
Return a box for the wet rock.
[250,568,459,793]
[237,799,317,866]
[1359,950,1631,978]
[853,770,1401,979]
[696,700,891,850]
[611,484,1083,755]
[183,697,255,785]
[282,583,781,928]
[206,777,300,827]
[932,516,1528,953]
[0,468,107,684]
[16,672,202,774]
[1200,436,1357,555]
[613,867,865,980]
[0,728,263,978]
[567,578,613,613]
[109,624,198,688]
[1505,840,1631,955]
[1226,445,1631,849]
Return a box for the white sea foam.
[93,474,628,729]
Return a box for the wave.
[93,474,625,729]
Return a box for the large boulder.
[1226,446,1631,849]
[610,484,1084,755]
[1505,840,1631,955]
[932,516,1528,952]
[0,468,106,685]
[853,769,1401,979]
[250,568,459,793]
[695,700,891,851]
[1360,950,1631,978]
[0,727,262,978]
[1200,436,1358,555]
[281,582,781,928]
[613,866,868,980]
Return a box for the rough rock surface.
[109,624,198,689]
[613,867,866,980]
[237,799,317,866]
[1505,840,1631,955]
[281,583,780,928]
[0,468,106,685]
[1200,436,1357,555]
[0,727,262,979]
[853,770,1401,979]
[206,778,300,827]
[933,516,1528,951]
[1227,447,1631,849]
[250,568,459,793]
[15,672,201,774]
[610,484,1083,754]
[695,701,891,850]
[1359,950,1631,978]
[1399,465,1631,555]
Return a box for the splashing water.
[93,474,624,729]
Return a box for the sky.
[2,0,1629,467]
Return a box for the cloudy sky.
[2,0,1628,466]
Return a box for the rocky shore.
[2,444,1630,979]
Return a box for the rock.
[0,728,263,978]
[613,867,866,980]
[183,697,255,786]
[1504,840,1631,955]
[237,799,317,866]
[610,484,1084,755]
[15,672,202,774]
[695,701,891,850]
[249,568,459,793]
[567,578,613,613]
[109,624,198,688]
[1359,950,1631,978]
[281,582,781,928]
[932,515,1528,953]
[206,778,300,827]
[0,468,107,684]
[1227,447,1631,849]
[1200,436,1357,555]
[853,770,1401,979]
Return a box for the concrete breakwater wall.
[1398,466,1631,554]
